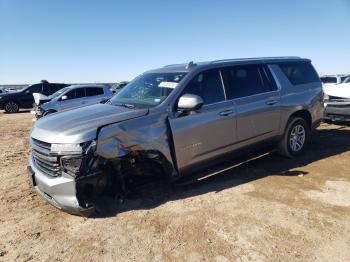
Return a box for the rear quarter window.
[278,62,320,86]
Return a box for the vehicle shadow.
[92,124,350,218]
[1,109,31,114]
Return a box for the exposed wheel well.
[43,109,57,115]
[289,110,312,130]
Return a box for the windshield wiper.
[115,103,135,109]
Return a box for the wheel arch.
[288,109,312,130]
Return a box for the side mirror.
[61,95,68,101]
[25,90,30,94]
[177,94,204,111]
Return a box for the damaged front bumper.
[324,101,350,122]
[32,105,44,119]
[28,155,94,216]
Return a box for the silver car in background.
[34,85,113,118]
[28,57,324,215]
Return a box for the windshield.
[343,77,350,84]
[49,87,70,99]
[110,72,187,108]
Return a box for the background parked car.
[0,80,69,113]
[324,76,350,123]
[110,81,129,93]
[34,84,113,118]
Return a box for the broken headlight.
[61,156,84,176]
[59,141,97,177]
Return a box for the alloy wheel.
[5,101,19,113]
[289,124,306,152]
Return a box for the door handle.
[219,110,234,116]
[265,100,278,106]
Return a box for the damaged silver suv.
[28,57,323,215]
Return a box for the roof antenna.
[186,61,197,69]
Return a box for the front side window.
[49,87,70,99]
[279,62,319,85]
[86,87,104,96]
[343,77,350,83]
[340,76,349,83]
[110,72,187,108]
[64,89,76,100]
[222,65,269,99]
[183,69,225,104]
[75,88,85,98]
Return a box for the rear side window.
[184,69,225,104]
[50,84,66,93]
[279,62,319,85]
[222,65,270,99]
[86,87,104,96]
[28,84,42,93]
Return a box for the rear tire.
[278,117,309,158]
[4,101,19,113]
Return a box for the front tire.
[278,117,309,158]
[4,101,19,113]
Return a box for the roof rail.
[163,63,185,68]
[211,56,302,64]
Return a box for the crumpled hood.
[33,93,51,105]
[30,103,149,144]
[323,83,350,99]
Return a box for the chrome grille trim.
[30,138,61,177]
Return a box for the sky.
[0,0,349,85]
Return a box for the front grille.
[328,104,350,108]
[328,96,350,103]
[30,138,61,177]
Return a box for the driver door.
[169,69,237,175]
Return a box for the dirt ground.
[0,111,349,262]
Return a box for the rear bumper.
[324,103,350,122]
[28,155,94,216]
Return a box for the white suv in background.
[320,74,349,86]
[324,76,350,122]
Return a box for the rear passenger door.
[222,64,281,146]
[169,69,237,175]
[59,88,87,111]
[85,87,105,106]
